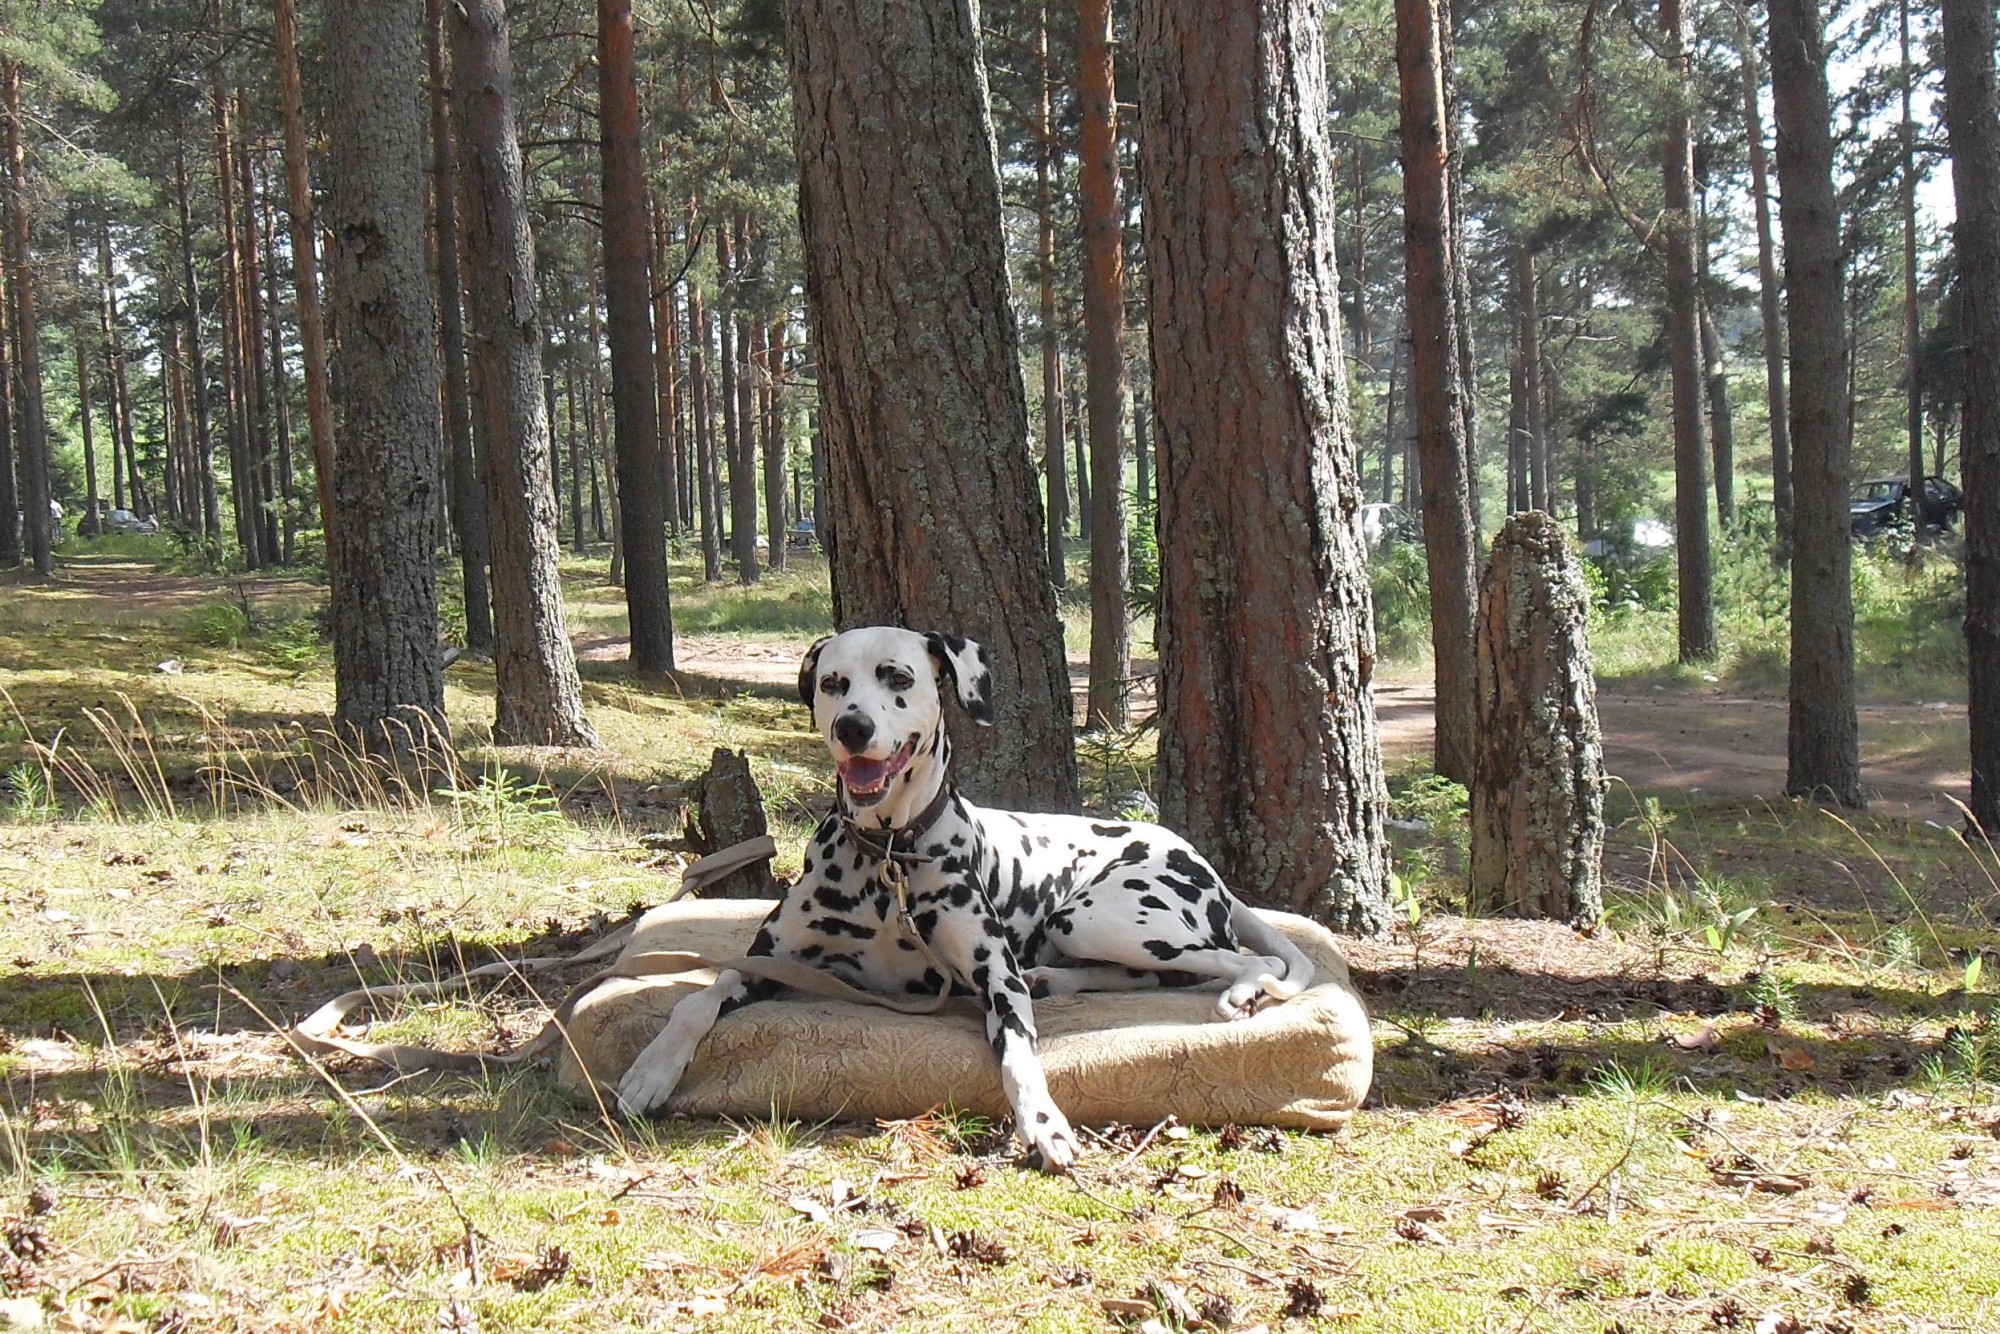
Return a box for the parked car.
[1359,502,1419,548]
[104,508,160,535]
[1581,517,1674,562]
[1850,475,1962,539]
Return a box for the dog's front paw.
[613,1033,696,1119]
[1021,1110,1081,1173]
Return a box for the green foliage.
[438,765,568,850]
[188,599,252,650]
[5,761,59,822]
[1369,541,1432,660]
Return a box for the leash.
[835,783,962,1010]
[286,796,973,1081]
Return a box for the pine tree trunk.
[238,132,280,565]
[173,141,221,545]
[1137,0,1391,929]
[1072,411,1091,544]
[259,182,291,561]
[78,326,99,537]
[731,214,761,585]
[1736,10,1791,553]
[1394,0,1479,785]
[427,0,492,653]
[1519,244,1548,513]
[1942,0,2000,834]
[3,58,52,577]
[324,0,447,744]
[689,282,723,581]
[1770,0,1861,808]
[274,0,338,571]
[1469,512,1605,922]
[716,221,746,575]
[788,0,1079,813]
[598,0,674,668]
[448,0,595,744]
[762,318,788,572]
[651,196,682,539]
[1662,0,1715,663]
[98,229,124,516]
[210,53,260,568]
[1038,0,1067,585]
[0,254,17,569]
[1078,0,1129,729]
[1900,0,1924,542]
[1700,291,1736,529]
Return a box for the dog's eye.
[819,674,847,697]
[887,671,915,693]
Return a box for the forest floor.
[1,551,1997,1333]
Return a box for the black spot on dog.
[1207,897,1233,939]
[823,863,846,884]
[1089,823,1132,837]
[1166,848,1219,887]
[1144,939,1187,961]
[814,884,862,913]
[797,943,825,961]
[812,917,877,940]
[1139,894,1169,912]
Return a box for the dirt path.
[22,563,1968,819]
[647,637,1972,819]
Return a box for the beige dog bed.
[555,899,1372,1131]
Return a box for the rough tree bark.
[787,0,1078,812]
[427,0,493,655]
[599,0,675,670]
[449,0,598,747]
[1137,0,1391,930]
[1393,0,1479,785]
[324,0,447,743]
[1078,0,1129,729]
[1662,0,1715,663]
[1941,0,2000,834]
[3,58,52,577]
[1469,512,1605,923]
[1770,0,1862,807]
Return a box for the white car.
[104,508,160,535]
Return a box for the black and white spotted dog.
[615,626,1312,1170]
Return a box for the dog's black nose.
[832,710,875,752]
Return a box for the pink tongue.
[841,755,891,789]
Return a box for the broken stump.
[1469,512,1605,924]
[687,747,778,898]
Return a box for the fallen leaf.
[1670,1024,1722,1052]
[1768,1039,1816,1072]
[850,1229,899,1253]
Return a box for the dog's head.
[797,627,993,809]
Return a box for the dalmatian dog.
[615,626,1313,1171]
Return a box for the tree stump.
[1469,513,1605,923]
[687,748,777,898]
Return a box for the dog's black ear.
[924,633,994,725]
[798,635,833,709]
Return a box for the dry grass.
[1,559,1997,1332]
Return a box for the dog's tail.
[1229,898,1315,1000]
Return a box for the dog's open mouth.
[838,737,918,802]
